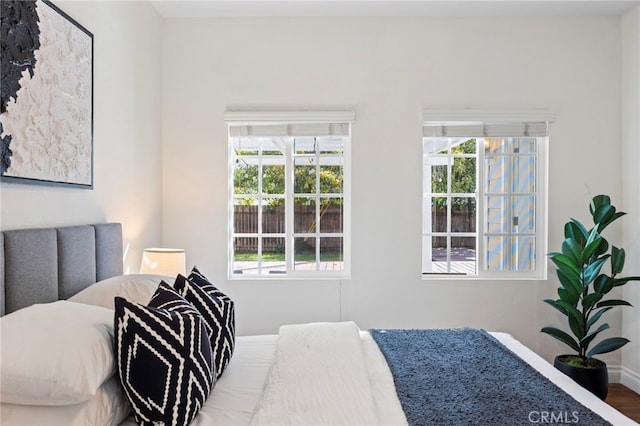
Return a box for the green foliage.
[542,195,640,365]
[431,139,476,211]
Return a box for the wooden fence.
[234,206,474,252]
[234,205,343,253]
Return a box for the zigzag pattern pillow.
[174,267,235,378]
[114,282,215,426]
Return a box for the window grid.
[230,133,349,278]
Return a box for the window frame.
[421,108,554,280]
[225,110,353,280]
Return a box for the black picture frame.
[0,0,94,188]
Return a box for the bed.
[0,223,636,425]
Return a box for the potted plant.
[542,194,640,400]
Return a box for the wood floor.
[606,384,640,423]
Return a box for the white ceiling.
[149,0,639,18]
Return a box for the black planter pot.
[553,355,608,400]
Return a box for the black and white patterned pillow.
[174,267,235,378]
[114,282,215,426]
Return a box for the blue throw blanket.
[370,328,611,426]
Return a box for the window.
[422,113,551,279]
[226,111,352,278]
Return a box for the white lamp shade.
[140,248,186,277]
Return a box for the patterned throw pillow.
[174,267,235,378]
[114,282,215,426]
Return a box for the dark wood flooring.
[606,384,640,423]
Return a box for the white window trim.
[226,109,353,280]
[421,107,554,280]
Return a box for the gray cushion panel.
[3,228,58,314]
[0,232,5,316]
[95,223,123,281]
[57,226,97,299]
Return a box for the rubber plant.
[542,194,640,367]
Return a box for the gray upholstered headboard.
[0,223,123,316]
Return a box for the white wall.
[162,16,626,362]
[622,5,640,392]
[0,1,163,274]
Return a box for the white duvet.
[250,322,380,425]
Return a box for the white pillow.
[69,274,170,310]
[0,301,115,406]
[1,376,131,426]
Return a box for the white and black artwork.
[0,0,93,188]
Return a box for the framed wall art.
[0,0,93,188]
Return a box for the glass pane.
[431,164,448,194]
[484,137,508,154]
[262,200,285,233]
[318,137,344,154]
[513,236,535,271]
[451,197,475,233]
[261,237,286,275]
[295,137,316,154]
[457,138,477,154]
[486,236,508,270]
[294,158,316,194]
[320,201,343,233]
[262,165,284,194]
[514,138,536,154]
[261,138,284,156]
[232,137,259,155]
[452,157,476,193]
[450,236,476,274]
[232,237,258,275]
[486,196,508,233]
[431,197,447,233]
[319,160,343,194]
[511,196,535,234]
[319,237,343,271]
[431,236,448,273]
[511,156,535,194]
[234,164,259,195]
[485,156,506,193]
[234,203,257,233]
[294,201,316,233]
[294,237,317,270]
[423,138,449,155]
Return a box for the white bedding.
[117,328,636,426]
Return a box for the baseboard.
[620,366,640,394]
[608,364,622,383]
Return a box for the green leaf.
[590,195,611,215]
[611,246,625,275]
[599,212,626,233]
[593,204,614,226]
[541,327,580,353]
[583,257,609,286]
[543,299,568,316]
[557,300,584,326]
[587,337,630,358]
[565,220,588,245]
[587,307,612,329]
[550,253,581,277]
[580,323,610,349]
[562,238,583,265]
[613,276,640,287]
[585,226,601,247]
[581,237,603,264]
[596,299,633,308]
[593,275,612,294]
[557,269,582,296]
[569,314,584,340]
[558,288,579,306]
[582,292,603,311]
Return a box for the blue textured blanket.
[370,328,611,426]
